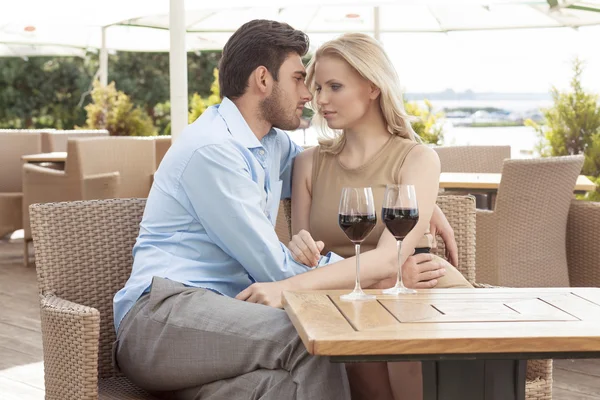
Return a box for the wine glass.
[338,187,377,301]
[382,184,419,295]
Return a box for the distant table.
[21,152,67,164]
[283,288,600,400]
[439,172,596,208]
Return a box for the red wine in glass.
[338,187,377,301]
[382,184,419,295]
[338,214,377,243]
[382,208,419,240]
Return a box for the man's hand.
[402,253,446,289]
[235,281,290,308]
[288,229,325,267]
[430,204,458,267]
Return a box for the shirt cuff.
[317,251,345,267]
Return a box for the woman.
[294,33,474,400]
[238,33,472,400]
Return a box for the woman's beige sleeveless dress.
[308,135,471,288]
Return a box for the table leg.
[422,359,526,400]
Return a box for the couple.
[113,19,471,400]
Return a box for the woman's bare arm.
[396,145,441,266]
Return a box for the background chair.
[433,145,511,173]
[41,129,109,153]
[0,130,44,237]
[567,199,600,287]
[434,145,511,209]
[476,155,585,287]
[154,136,171,170]
[22,136,156,265]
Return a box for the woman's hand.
[235,281,291,308]
[288,229,325,267]
[429,204,458,267]
[402,253,447,289]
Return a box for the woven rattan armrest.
[40,294,101,400]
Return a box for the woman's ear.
[369,83,381,100]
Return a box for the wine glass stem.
[396,239,404,288]
[354,243,361,292]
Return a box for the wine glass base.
[382,286,417,295]
[340,291,376,302]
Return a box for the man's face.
[260,53,312,131]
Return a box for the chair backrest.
[0,130,43,192]
[31,198,146,378]
[433,195,477,282]
[493,155,584,287]
[154,136,172,169]
[276,200,293,243]
[281,195,477,283]
[41,129,109,153]
[434,145,511,173]
[66,137,156,198]
[567,199,600,287]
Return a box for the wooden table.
[21,152,67,164]
[439,172,596,208]
[283,288,600,400]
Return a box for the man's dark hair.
[219,19,309,100]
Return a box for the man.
[114,19,456,399]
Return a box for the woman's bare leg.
[345,362,395,400]
[388,362,423,400]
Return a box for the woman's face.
[314,55,377,130]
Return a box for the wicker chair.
[567,199,600,287]
[31,197,551,399]
[433,145,511,174]
[31,199,159,399]
[476,155,585,287]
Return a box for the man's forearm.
[283,248,394,291]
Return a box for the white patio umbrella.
[0,43,87,57]
[2,0,600,137]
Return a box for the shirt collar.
[218,97,276,150]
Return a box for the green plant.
[526,58,600,201]
[405,99,444,145]
[83,80,156,136]
[189,68,221,123]
[153,100,171,136]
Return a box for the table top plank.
[282,291,355,354]
[283,288,600,357]
[537,293,600,320]
[329,295,402,331]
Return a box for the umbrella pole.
[169,0,188,142]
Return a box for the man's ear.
[252,66,272,95]
[369,83,381,100]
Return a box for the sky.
[382,25,600,94]
[308,25,600,94]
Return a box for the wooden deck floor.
[1,238,599,399]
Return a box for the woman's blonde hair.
[305,33,418,154]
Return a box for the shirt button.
[259,149,265,156]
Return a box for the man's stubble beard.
[259,83,300,131]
